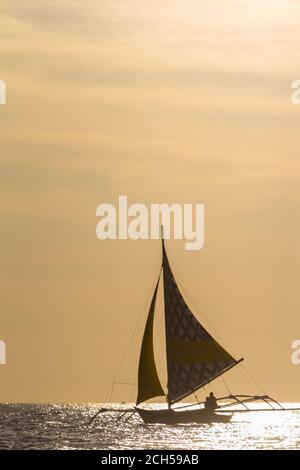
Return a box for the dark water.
[0,403,299,450]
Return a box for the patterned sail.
[136,276,165,405]
[162,241,241,404]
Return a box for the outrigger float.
[90,232,300,425]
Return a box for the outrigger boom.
[90,396,300,422]
[171,394,291,412]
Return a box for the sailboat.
[134,234,243,424]
[90,232,295,426]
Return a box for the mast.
[161,227,172,408]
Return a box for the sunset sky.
[1,0,300,402]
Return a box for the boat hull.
[135,407,232,424]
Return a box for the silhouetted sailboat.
[135,234,243,424]
[90,232,293,426]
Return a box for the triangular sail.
[162,241,241,404]
[136,276,165,405]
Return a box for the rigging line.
[165,246,268,399]
[113,382,135,386]
[106,382,115,404]
[164,249,233,351]
[239,363,266,396]
[221,375,232,395]
[175,277,236,356]
[174,277,265,396]
[233,366,257,395]
[130,383,136,403]
[237,365,260,394]
[102,381,114,407]
[111,269,162,385]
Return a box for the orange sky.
[1,0,300,402]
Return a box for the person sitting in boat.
[205,392,218,411]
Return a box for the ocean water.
[0,403,299,450]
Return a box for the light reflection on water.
[0,403,299,450]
